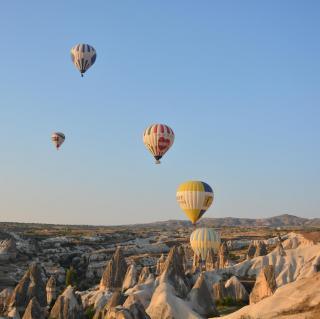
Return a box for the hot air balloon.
[70,44,97,77]
[143,124,174,164]
[176,181,214,224]
[51,132,65,150]
[190,228,221,261]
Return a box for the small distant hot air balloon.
[190,228,221,261]
[70,44,97,77]
[51,132,65,150]
[143,124,174,164]
[176,181,214,224]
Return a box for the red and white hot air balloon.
[51,132,65,150]
[143,124,174,164]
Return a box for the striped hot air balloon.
[176,181,214,224]
[70,44,97,77]
[143,124,175,164]
[51,132,65,150]
[190,227,221,261]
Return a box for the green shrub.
[85,305,95,319]
[216,297,246,307]
[65,266,78,287]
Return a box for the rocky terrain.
[0,215,319,318]
[133,214,320,228]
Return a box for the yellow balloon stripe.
[177,181,205,192]
[183,209,201,224]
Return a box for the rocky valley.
[0,214,319,319]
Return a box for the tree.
[65,266,77,287]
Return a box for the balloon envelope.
[143,124,174,164]
[51,132,65,150]
[176,181,214,224]
[190,227,221,260]
[70,44,97,76]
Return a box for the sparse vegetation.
[216,297,246,307]
[65,266,78,287]
[85,305,95,319]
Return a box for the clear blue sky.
[0,1,319,225]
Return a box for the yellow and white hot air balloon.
[176,181,214,224]
[70,44,97,77]
[190,227,221,260]
[51,132,65,150]
[143,124,174,164]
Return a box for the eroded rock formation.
[0,238,17,261]
[122,263,138,291]
[8,263,47,314]
[274,241,286,256]
[22,297,45,319]
[205,249,215,271]
[212,280,228,302]
[217,242,229,269]
[247,242,256,260]
[250,265,277,304]
[0,287,12,314]
[46,275,57,306]
[49,285,84,319]
[225,276,249,302]
[254,241,268,257]
[187,273,219,317]
[156,254,166,276]
[158,246,190,298]
[138,267,151,285]
[100,247,128,291]
[192,253,201,273]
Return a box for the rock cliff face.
[177,246,187,272]
[225,276,249,302]
[274,241,286,256]
[7,307,21,319]
[156,254,166,276]
[205,249,215,271]
[0,287,13,314]
[100,247,128,291]
[104,307,133,318]
[138,267,151,285]
[192,253,201,273]
[247,242,256,260]
[100,299,150,319]
[158,246,190,298]
[250,265,277,304]
[122,263,139,291]
[46,276,57,306]
[8,263,47,314]
[146,282,202,319]
[127,303,151,319]
[21,297,45,319]
[49,286,84,319]
[123,274,156,309]
[0,238,17,261]
[254,241,268,257]
[107,290,127,308]
[220,272,320,319]
[187,273,219,317]
[217,242,229,269]
[212,280,228,301]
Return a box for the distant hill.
[1,214,319,229]
[132,214,320,228]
